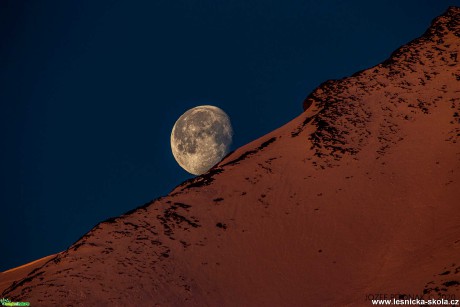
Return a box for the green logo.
[0,298,30,306]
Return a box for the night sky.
[0,1,455,271]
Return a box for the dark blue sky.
[0,0,455,271]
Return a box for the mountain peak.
[301,6,459,167]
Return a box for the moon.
[171,105,233,175]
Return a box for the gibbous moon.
[171,105,233,175]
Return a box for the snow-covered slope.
[2,7,459,306]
